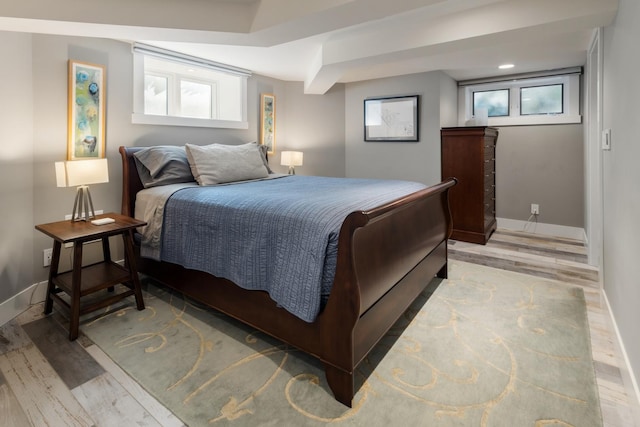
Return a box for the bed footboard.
[318,178,455,403]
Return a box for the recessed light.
[499,64,514,70]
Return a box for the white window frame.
[458,69,582,126]
[132,43,250,129]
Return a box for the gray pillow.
[185,143,269,185]
[255,143,273,174]
[133,146,195,188]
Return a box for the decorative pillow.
[255,142,273,174]
[185,142,270,185]
[133,146,195,188]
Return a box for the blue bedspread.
[160,175,426,322]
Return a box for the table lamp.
[280,151,303,175]
[55,158,109,221]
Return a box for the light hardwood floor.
[449,229,638,427]
[0,229,637,426]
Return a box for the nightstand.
[35,213,146,340]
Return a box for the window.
[132,43,250,129]
[473,89,509,117]
[459,68,581,126]
[520,84,563,115]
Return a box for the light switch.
[602,128,611,150]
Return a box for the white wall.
[0,31,34,304]
[602,0,640,401]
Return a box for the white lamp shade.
[55,158,109,187]
[280,151,303,167]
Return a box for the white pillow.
[185,143,269,185]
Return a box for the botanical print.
[68,61,105,160]
[260,93,275,154]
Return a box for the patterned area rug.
[82,261,603,426]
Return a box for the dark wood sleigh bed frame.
[119,145,456,407]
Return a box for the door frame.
[585,27,604,284]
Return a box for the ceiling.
[0,0,618,94]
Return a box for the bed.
[119,144,456,407]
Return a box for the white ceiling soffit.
[0,0,618,94]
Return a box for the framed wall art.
[68,60,106,160]
[364,95,419,142]
[260,93,276,154]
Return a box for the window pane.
[180,80,212,119]
[473,89,509,117]
[520,84,563,115]
[144,74,168,116]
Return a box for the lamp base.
[288,166,296,175]
[71,185,97,221]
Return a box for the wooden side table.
[35,213,146,340]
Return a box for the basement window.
[520,84,563,115]
[473,89,509,117]
[459,68,581,126]
[132,43,251,129]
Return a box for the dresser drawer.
[484,144,495,160]
[484,170,496,187]
[484,183,496,198]
[483,158,495,176]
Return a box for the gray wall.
[343,71,584,229]
[495,124,584,226]
[0,31,346,305]
[439,73,458,128]
[281,82,345,177]
[345,71,454,185]
[603,0,640,394]
[30,34,285,284]
[0,31,34,304]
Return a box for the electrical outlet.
[43,248,53,267]
[531,204,539,215]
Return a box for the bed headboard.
[119,146,145,218]
[119,144,271,218]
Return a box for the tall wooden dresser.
[441,126,498,244]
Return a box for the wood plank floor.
[449,229,638,427]
[0,229,637,426]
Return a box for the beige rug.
[82,261,603,426]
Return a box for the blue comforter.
[160,175,426,322]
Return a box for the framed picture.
[364,95,419,142]
[260,93,276,154]
[68,60,106,160]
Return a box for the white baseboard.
[0,281,48,327]
[497,217,585,241]
[602,289,640,424]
